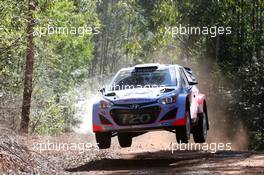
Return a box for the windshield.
[110,68,176,90]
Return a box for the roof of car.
[119,63,181,71]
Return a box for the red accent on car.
[93,124,104,132]
[197,93,205,104]
[197,93,206,113]
[172,117,186,126]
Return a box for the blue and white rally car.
[92,63,209,149]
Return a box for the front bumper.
[92,101,186,133]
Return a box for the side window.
[179,68,189,88]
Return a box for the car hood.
[103,87,178,104]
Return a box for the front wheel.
[95,132,111,149]
[176,110,191,144]
[118,133,132,148]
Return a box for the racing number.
[122,113,151,124]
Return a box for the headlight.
[100,100,113,109]
[159,95,177,104]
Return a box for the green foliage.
[0,0,27,93]
[30,0,99,133]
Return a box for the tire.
[95,132,111,149]
[193,112,208,143]
[118,133,132,148]
[176,109,191,144]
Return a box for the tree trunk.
[20,0,35,133]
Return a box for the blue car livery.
[92,63,209,149]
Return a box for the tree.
[20,0,36,133]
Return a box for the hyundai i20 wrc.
[92,63,209,149]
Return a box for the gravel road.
[21,132,264,175]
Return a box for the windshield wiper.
[160,88,175,93]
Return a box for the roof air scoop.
[134,63,159,72]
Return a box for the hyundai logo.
[130,104,140,109]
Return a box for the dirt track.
[67,150,264,175]
[0,123,263,174]
[20,132,264,175]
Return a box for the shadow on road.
[66,150,252,172]
[67,158,176,171]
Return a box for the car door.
[179,67,198,119]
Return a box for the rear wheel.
[118,133,132,148]
[95,132,111,149]
[176,109,191,144]
[193,112,208,143]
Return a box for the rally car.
[92,63,209,149]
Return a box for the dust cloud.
[185,59,248,150]
[74,93,98,134]
[70,78,103,134]
[195,61,249,151]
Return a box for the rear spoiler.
[184,67,193,74]
[184,66,197,84]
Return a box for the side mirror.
[99,87,105,94]
[189,81,198,85]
